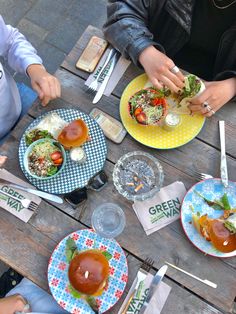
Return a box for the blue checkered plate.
[19,109,107,194]
[48,229,128,313]
[181,178,236,258]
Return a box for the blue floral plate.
[48,229,128,313]
[181,178,236,258]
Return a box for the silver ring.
[202,101,209,108]
[211,109,215,115]
[170,65,179,74]
[202,102,212,112]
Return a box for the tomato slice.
[53,158,63,165]
[136,112,147,125]
[134,107,143,116]
[51,151,62,161]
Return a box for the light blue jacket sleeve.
[0,15,42,74]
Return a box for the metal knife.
[0,178,63,204]
[92,51,120,104]
[138,265,168,314]
[219,121,228,188]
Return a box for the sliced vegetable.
[51,151,62,161]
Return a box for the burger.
[192,214,236,253]
[58,119,88,149]
[68,249,109,296]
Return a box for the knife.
[219,121,228,188]
[0,178,63,204]
[138,265,168,314]
[92,51,120,104]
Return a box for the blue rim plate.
[47,229,128,314]
[181,178,236,258]
[18,109,107,194]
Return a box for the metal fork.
[192,172,213,181]
[122,258,154,314]
[87,48,116,94]
[0,190,38,211]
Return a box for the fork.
[87,48,116,94]
[192,172,213,181]
[122,258,154,314]
[0,190,38,211]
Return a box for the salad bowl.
[23,138,66,180]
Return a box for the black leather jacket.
[103,0,236,80]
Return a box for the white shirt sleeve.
[0,15,42,74]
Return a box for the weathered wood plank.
[2,133,235,313]
[61,25,236,157]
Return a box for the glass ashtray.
[113,151,164,202]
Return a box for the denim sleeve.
[0,15,42,75]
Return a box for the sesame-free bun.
[68,250,109,296]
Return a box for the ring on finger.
[202,102,212,112]
[211,109,216,115]
[170,65,180,74]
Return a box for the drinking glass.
[91,202,126,238]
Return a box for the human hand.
[189,78,236,117]
[0,155,7,167]
[0,294,30,314]
[139,46,185,93]
[27,64,61,106]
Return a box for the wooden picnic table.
[1,25,236,314]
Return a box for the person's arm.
[0,294,30,314]
[103,0,184,92]
[0,15,60,106]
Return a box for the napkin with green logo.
[133,181,186,235]
[118,272,171,314]
[0,169,41,222]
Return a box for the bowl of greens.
[23,138,66,180]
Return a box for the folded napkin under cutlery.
[118,270,171,314]
[133,181,186,235]
[85,47,131,96]
[0,169,41,222]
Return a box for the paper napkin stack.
[0,169,41,222]
[133,181,186,235]
[118,272,172,314]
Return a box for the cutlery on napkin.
[92,51,120,104]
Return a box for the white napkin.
[85,48,131,96]
[133,181,186,235]
[118,272,171,314]
[0,169,41,222]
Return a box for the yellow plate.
[120,74,205,149]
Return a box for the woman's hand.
[27,64,61,106]
[139,45,185,93]
[0,294,30,314]
[189,78,236,117]
[0,155,7,167]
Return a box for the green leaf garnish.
[102,251,112,261]
[86,296,99,313]
[66,237,78,263]
[68,284,82,299]
[221,193,231,210]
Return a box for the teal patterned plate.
[181,178,236,258]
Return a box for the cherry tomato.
[53,158,63,165]
[51,151,62,161]
[134,107,143,116]
[136,112,147,125]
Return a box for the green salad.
[25,128,53,146]
[28,140,64,177]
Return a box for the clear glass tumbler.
[91,203,126,238]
